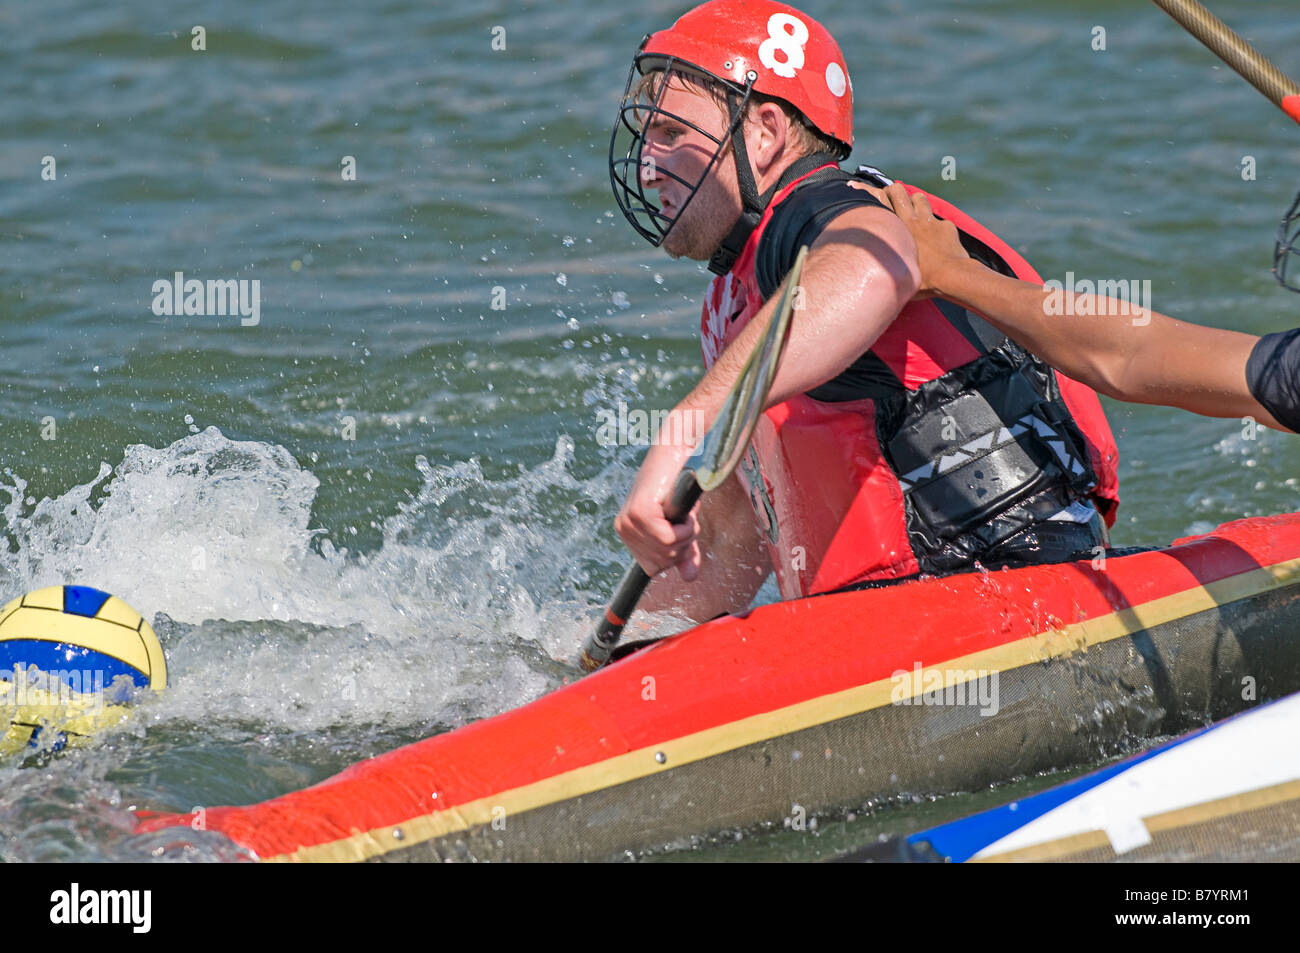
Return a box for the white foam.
[0,427,654,731]
[0,426,697,858]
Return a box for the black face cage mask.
[1275,186,1300,293]
[609,45,756,264]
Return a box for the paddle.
[1151,0,1300,125]
[1151,0,1300,291]
[578,244,809,673]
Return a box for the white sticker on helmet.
[759,13,809,79]
[825,61,847,98]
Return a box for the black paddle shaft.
[579,470,702,671]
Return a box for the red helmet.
[643,0,853,152]
[609,1,854,271]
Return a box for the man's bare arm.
[689,204,920,413]
[614,204,920,579]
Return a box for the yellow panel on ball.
[20,585,64,611]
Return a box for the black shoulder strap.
[755,167,897,299]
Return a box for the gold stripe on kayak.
[266,554,1300,862]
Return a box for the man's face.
[639,76,744,261]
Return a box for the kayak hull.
[136,514,1300,861]
[857,690,1300,863]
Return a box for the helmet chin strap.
[707,90,841,276]
[708,90,766,277]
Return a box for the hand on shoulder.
[854,181,972,300]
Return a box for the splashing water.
[0,426,689,861]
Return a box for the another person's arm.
[865,182,1291,432]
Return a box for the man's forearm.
[934,258,1135,396]
[934,258,1285,429]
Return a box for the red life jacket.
[700,165,1120,599]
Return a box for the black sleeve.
[1246,329,1300,433]
[754,174,887,299]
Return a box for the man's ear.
[747,101,790,178]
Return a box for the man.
[607,0,1120,623]
[864,181,1300,435]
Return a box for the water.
[1,0,1298,861]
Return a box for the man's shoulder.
[755,169,892,299]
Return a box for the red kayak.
[136,512,1300,861]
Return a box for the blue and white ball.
[0,585,166,753]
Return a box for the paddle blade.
[686,244,807,491]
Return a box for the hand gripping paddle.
[578,245,808,672]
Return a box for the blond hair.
[632,68,845,160]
